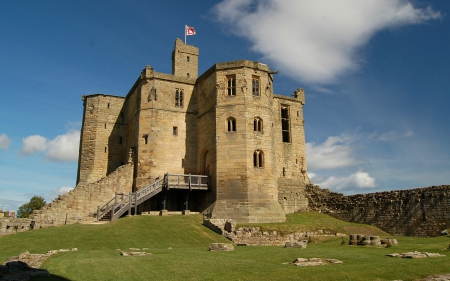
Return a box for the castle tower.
[77,94,127,185]
[196,61,287,223]
[172,38,199,78]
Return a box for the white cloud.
[20,130,80,162]
[45,130,80,162]
[369,129,414,142]
[212,0,441,84]
[0,134,12,149]
[53,186,74,196]
[311,170,377,191]
[306,134,363,170]
[20,135,48,155]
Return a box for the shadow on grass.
[35,274,72,281]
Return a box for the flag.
[186,25,196,36]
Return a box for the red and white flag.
[186,25,196,36]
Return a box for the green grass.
[1,213,449,281]
[238,212,389,236]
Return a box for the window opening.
[175,90,179,107]
[182,158,185,168]
[143,134,148,145]
[180,91,184,107]
[253,150,264,168]
[187,56,190,62]
[227,117,236,132]
[252,76,260,96]
[104,123,106,129]
[283,167,286,176]
[281,106,290,143]
[173,126,178,136]
[227,76,236,96]
[107,103,110,108]
[187,73,190,78]
[104,147,107,153]
[254,117,263,132]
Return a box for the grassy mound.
[238,212,389,236]
[0,213,448,281]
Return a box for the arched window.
[253,150,264,168]
[187,56,190,62]
[227,117,236,132]
[227,76,236,96]
[254,117,263,132]
[252,76,259,96]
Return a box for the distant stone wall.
[31,163,134,228]
[0,217,33,236]
[306,185,450,237]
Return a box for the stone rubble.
[120,252,151,256]
[287,258,343,267]
[285,241,308,248]
[348,234,398,246]
[209,243,234,251]
[1,249,77,280]
[386,251,446,258]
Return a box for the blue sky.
[1,0,449,212]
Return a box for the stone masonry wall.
[204,219,338,246]
[306,184,450,237]
[77,94,126,184]
[31,163,134,228]
[0,217,33,236]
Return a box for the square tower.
[171,38,199,78]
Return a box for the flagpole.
[184,25,186,44]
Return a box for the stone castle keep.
[2,39,448,237]
[76,38,310,223]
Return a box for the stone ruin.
[348,234,398,246]
[209,243,235,251]
[307,184,450,237]
[203,218,344,246]
[1,249,77,280]
[386,251,445,259]
[287,258,343,267]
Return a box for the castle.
[1,39,448,237]
[76,38,311,223]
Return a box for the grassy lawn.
[0,213,449,281]
[238,212,389,236]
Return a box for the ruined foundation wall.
[306,184,450,237]
[31,163,134,228]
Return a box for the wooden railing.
[166,173,209,190]
[97,173,208,221]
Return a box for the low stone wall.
[306,184,450,237]
[0,217,33,236]
[203,219,338,246]
[30,163,134,228]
